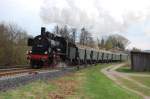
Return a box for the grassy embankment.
[116,65,150,96]
[130,76,150,87]
[0,64,141,99]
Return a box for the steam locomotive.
[27,27,128,68]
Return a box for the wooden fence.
[131,51,150,71]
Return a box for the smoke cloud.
[40,0,150,37]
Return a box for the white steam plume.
[40,0,149,37]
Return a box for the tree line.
[97,34,130,51]
[0,22,29,66]
[53,25,130,51]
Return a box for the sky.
[0,0,150,50]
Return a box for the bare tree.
[71,28,76,43]
[132,47,141,52]
[97,37,105,49]
[54,25,70,39]
[54,25,77,44]
[101,38,105,48]
[86,33,95,47]
[61,25,70,39]
[54,25,60,35]
[79,28,95,47]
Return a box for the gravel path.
[101,63,150,99]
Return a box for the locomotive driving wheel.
[31,60,38,69]
[30,60,43,69]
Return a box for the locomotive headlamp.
[29,50,32,54]
[57,48,61,51]
[44,51,48,54]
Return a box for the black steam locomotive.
[27,27,128,68]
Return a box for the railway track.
[0,67,30,72]
[0,69,36,77]
[0,63,88,91]
[0,63,100,91]
[0,66,31,77]
[0,65,77,91]
[0,66,64,78]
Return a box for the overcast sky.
[1,0,150,50]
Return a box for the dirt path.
[101,63,150,99]
[124,73,150,77]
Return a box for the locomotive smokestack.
[41,27,46,35]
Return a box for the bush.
[0,22,29,66]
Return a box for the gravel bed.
[0,67,77,92]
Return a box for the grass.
[79,64,141,99]
[115,64,150,96]
[119,77,150,96]
[130,76,150,87]
[0,64,142,99]
[0,80,56,99]
[116,65,150,74]
[116,65,133,73]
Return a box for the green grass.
[79,64,141,99]
[0,80,56,99]
[116,65,150,74]
[0,64,142,99]
[116,65,133,73]
[130,76,150,87]
[119,77,150,96]
[115,64,150,97]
